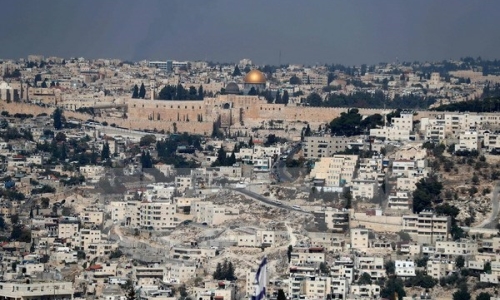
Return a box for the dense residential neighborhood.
[1,54,500,300]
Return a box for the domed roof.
[243,69,266,84]
[225,82,240,94]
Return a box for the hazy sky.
[2,0,500,65]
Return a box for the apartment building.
[392,112,414,131]
[421,117,446,141]
[324,208,350,233]
[402,211,450,244]
[167,263,196,283]
[140,200,177,230]
[349,284,381,299]
[455,131,479,152]
[392,160,416,177]
[396,177,420,191]
[444,113,484,135]
[303,136,351,158]
[370,127,411,141]
[81,209,104,226]
[88,242,117,257]
[395,260,416,277]
[170,246,217,261]
[479,236,500,253]
[79,165,105,183]
[310,155,358,187]
[387,191,412,210]
[330,258,354,283]
[0,280,73,300]
[302,276,335,300]
[426,259,454,279]
[191,201,239,226]
[58,220,79,239]
[483,131,500,152]
[399,243,422,256]
[308,232,345,252]
[435,239,478,256]
[76,228,102,250]
[351,179,377,200]
[350,227,370,250]
[288,247,326,276]
[353,257,385,281]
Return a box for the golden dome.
[243,69,266,84]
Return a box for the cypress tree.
[139,83,146,98]
[132,85,139,98]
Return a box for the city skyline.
[2,0,500,65]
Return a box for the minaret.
[150,79,155,100]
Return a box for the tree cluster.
[328,109,383,136]
[434,96,500,113]
[412,175,443,213]
[211,146,237,167]
[305,91,436,109]
[158,84,204,100]
[132,83,147,99]
[213,260,236,281]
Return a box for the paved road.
[230,187,311,215]
[274,144,301,182]
[475,184,500,229]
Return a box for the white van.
[292,205,301,210]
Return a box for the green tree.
[10,214,19,225]
[132,84,139,98]
[282,90,290,105]
[453,283,471,300]
[125,280,136,300]
[319,262,329,274]
[198,85,204,100]
[0,216,4,230]
[455,256,465,269]
[476,292,491,300]
[232,65,242,77]
[277,289,286,300]
[213,147,227,167]
[53,108,63,130]
[472,174,480,185]
[213,262,222,279]
[412,176,443,213]
[306,92,323,106]
[141,151,153,169]
[41,79,48,88]
[484,261,492,274]
[397,231,412,242]
[358,272,372,284]
[385,260,395,276]
[10,225,31,242]
[287,245,293,263]
[329,109,363,136]
[41,197,50,209]
[226,261,236,280]
[344,190,352,209]
[101,142,110,160]
[139,83,146,99]
[248,87,257,95]
[289,75,301,85]
[275,90,282,104]
[415,256,429,268]
[381,277,405,300]
[140,134,156,147]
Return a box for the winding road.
[230,187,312,215]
